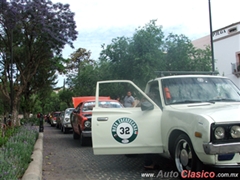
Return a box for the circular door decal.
[111,117,138,144]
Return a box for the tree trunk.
[12,97,20,126]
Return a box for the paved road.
[42,123,180,180]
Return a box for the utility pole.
[10,29,13,119]
[208,0,215,72]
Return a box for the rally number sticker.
[111,117,138,144]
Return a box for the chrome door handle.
[97,117,108,121]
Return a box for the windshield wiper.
[207,98,239,102]
[170,100,214,104]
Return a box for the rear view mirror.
[141,101,154,111]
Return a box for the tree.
[65,48,98,96]
[163,33,212,71]
[98,20,212,89]
[58,89,74,108]
[99,20,166,89]
[67,48,94,73]
[41,91,61,113]
[0,0,78,125]
[68,62,99,96]
[66,20,213,99]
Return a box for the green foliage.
[69,20,212,95]
[0,126,18,147]
[60,102,69,111]
[41,92,61,113]
[0,125,38,179]
[0,0,77,124]
[58,89,74,107]
[20,117,40,126]
[163,34,212,71]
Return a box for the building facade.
[192,21,240,88]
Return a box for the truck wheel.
[174,134,203,173]
[73,130,80,139]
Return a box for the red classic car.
[71,96,123,146]
[50,111,61,127]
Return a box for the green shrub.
[0,125,38,179]
[20,117,40,126]
[0,126,19,147]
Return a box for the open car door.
[92,80,164,155]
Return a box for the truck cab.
[92,75,240,173]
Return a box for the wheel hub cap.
[180,149,188,166]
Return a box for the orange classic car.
[71,96,123,146]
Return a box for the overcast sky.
[53,0,240,86]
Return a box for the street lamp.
[208,0,215,72]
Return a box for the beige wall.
[192,35,210,49]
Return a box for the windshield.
[65,108,74,116]
[82,101,123,112]
[162,77,240,105]
[53,112,61,117]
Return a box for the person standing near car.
[123,91,135,107]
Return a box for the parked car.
[71,97,123,146]
[60,108,75,133]
[50,111,61,127]
[46,113,51,124]
[56,111,64,129]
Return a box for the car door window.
[92,80,163,155]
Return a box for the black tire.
[174,134,203,174]
[63,126,68,134]
[80,132,87,146]
[73,130,80,139]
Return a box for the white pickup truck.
[92,74,240,173]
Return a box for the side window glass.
[98,81,152,108]
[76,103,82,112]
[149,82,162,109]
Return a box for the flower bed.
[0,125,38,179]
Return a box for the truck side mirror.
[141,101,154,111]
[73,109,79,113]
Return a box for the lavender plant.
[0,125,38,179]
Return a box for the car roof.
[72,96,111,108]
[148,75,227,83]
[83,99,119,103]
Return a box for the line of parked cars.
[56,108,75,133]
[47,96,124,146]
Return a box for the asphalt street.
[42,123,240,180]
[42,123,180,180]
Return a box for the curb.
[22,132,43,180]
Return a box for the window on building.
[229,27,237,34]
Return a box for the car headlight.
[230,125,240,138]
[84,121,91,128]
[214,126,225,139]
[65,118,69,122]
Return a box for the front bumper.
[63,123,72,128]
[82,130,91,137]
[203,142,240,155]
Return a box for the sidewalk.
[22,132,43,180]
[41,124,89,180]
